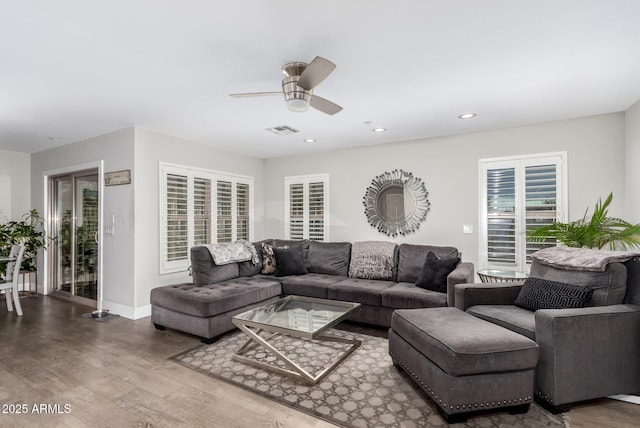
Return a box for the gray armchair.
[454,257,640,413]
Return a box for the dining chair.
[1,244,26,316]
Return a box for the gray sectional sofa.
[150,239,474,343]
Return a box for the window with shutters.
[479,152,567,273]
[284,174,329,241]
[160,163,253,274]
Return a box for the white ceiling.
[1,1,639,158]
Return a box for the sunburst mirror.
[363,169,430,237]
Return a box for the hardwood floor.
[1,295,639,427]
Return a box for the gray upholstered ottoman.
[388,307,539,423]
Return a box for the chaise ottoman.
[150,276,281,343]
[388,307,539,423]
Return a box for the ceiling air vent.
[265,125,300,136]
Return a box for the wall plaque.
[104,169,131,186]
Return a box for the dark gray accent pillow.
[415,251,460,293]
[397,243,459,283]
[514,277,594,311]
[274,246,308,277]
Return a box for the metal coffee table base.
[232,324,361,385]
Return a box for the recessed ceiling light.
[304,138,316,143]
[372,127,387,133]
[458,113,477,119]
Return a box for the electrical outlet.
[463,224,473,234]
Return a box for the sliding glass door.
[49,170,99,302]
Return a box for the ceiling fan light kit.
[230,56,342,115]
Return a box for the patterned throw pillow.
[514,277,594,311]
[261,243,277,274]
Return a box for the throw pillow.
[415,251,460,293]
[514,277,594,311]
[261,243,277,274]
[274,246,308,277]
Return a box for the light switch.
[463,224,473,234]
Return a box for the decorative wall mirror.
[363,169,430,237]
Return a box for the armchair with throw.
[454,247,640,413]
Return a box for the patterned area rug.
[170,327,568,428]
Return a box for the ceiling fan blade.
[229,92,281,98]
[310,95,342,115]
[297,56,336,90]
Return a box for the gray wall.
[22,110,633,318]
[133,128,266,309]
[0,149,31,221]
[626,100,640,223]
[264,113,626,271]
[30,128,136,306]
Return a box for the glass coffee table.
[232,295,361,385]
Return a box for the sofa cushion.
[348,241,396,280]
[328,278,395,306]
[466,305,536,340]
[150,276,281,318]
[190,246,239,286]
[274,246,308,277]
[382,282,447,309]
[280,273,347,299]
[396,243,459,283]
[391,308,539,376]
[415,251,460,293]
[307,241,352,276]
[514,277,594,311]
[530,260,627,306]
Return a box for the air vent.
[265,125,300,135]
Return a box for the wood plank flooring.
[1,295,639,427]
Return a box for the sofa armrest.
[446,262,474,306]
[453,282,523,311]
[534,304,640,406]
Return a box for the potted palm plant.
[0,209,48,280]
[528,193,640,250]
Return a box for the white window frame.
[284,173,330,241]
[159,162,254,274]
[479,152,567,272]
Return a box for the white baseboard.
[608,394,640,405]
[101,300,151,320]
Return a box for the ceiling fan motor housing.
[282,62,312,111]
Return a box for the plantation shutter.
[481,153,565,272]
[236,182,250,241]
[193,177,211,246]
[486,168,516,264]
[160,163,254,274]
[285,174,329,241]
[289,183,305,240]
[166,174,189,262]
[308,181,325,241]
[525,164,558,261]
[217,180,233,243]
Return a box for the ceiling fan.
[229,56,342,115]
